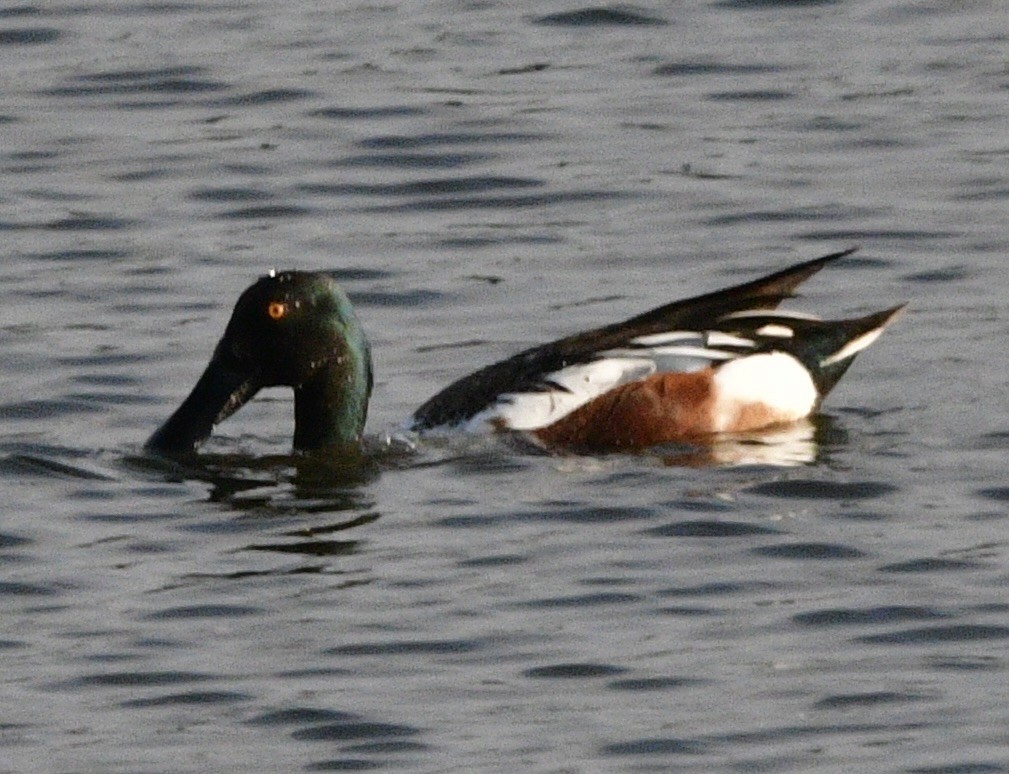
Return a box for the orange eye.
[267,301,288,320]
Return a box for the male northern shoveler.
[146,248,901,456]
[409,248,903,452]
[145,270,372,454]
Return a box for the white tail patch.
[711,352,818,432]
[820,326,885,367]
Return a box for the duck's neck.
[293,353,371,452]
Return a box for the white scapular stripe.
[820,326,885,367]
[631,331,755,350]
[466,356,656,431]
[755,323,794,338]
[630,331,699,346]
[711,352,818,432]
[722,309,822,321]
[706,331,756,348]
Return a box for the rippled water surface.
[3,1,1009,771]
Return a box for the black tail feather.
[804,304,905,397]
[623,247,858,330]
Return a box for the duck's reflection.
[133,439,409,560]
[658,415,847,468]
[399,413,847,469]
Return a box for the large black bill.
[145,349,261,454]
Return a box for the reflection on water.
[394,415,839,471]
[133,448,378,509]
[658,418,819,467]
[125,443,401,561]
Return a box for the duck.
[146,248,902,455]
[409,247,903,452]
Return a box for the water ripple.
[793,606,948,627]
[714,0,839,7]
[753,542,865,560]
[707,89,794,101]
[141,604,262,620]
[607,676,709,691]
[878,558,982,572]
[291,721,421,742]
[525,505,656,524]
[309,105,427,120]
[250,708,360,726]
[44,214,136,230]
[218,205,314,220]
[326,639,482,657]
[333,152,493,169]
[188,186,273,203]
[64,670,214,689]
[0,532,32,550]
[857,624,1009,645]
[645,519,781,537]
[122,690,252,708]
[517,592,641,608]
[357,132,544,149]
[602,737,708,756]
[0,27,60,44]
[659,581,776,597]
[355,189,625,213]
[524,663,629,679]
[297,176,544,197]
[654,61,783,76]
[746,479,897,500]
[534,8,668,26]
[42,68,226,97]
[814,691,929,710]
[209,88,315,106]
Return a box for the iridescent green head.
[146,271,372,454]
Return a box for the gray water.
[2,1,1008,771]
